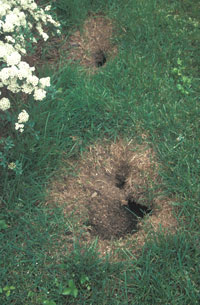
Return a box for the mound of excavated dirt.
[48,139,177,255]
[23,13,117,73]
[64,13,117,70]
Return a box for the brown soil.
[47,139,177,258]
[65,13,117,70]
[22,13,116,77]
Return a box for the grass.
[0,0,200,304]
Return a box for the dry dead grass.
[46,139,177,259]
[23,13,117,74]
[62,13,117,71]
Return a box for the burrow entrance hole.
[63,15,117,70]
[84,159,154,241]
[94,49,107,67]
[50,141,177,249]
[115,168,152,217]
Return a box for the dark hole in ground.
[115,163,130,189]
[82,162,154,240]
[115,173,126,189]
[127,196,152,218]
[94,50,106,67]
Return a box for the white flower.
[17,62,31,79]
[36,23,43,34]
[30,2,37,10]
[7,77,20,93]
[27,75,39,86]
[45,5,51,11]
[27,21,33,29]
[8,162,16,170]
[0,97,10,111]
[0,67,11,82]
[8,66,19,78]
[176,135,184,141]
[18,109,29,123]
[42,32,49,41]
[0,45,7,58]
[55,21,61,27]
[6,51,21,66]
[5,36,15,44]
[3,21,15,32]
[19,34,25,43]
[15,122,24,133]
[0,0,61,134]
[22,84,34,94]
[34,88,46,100]
[0,3,9,17]
[39,77,50,88]
[14,44,26,54]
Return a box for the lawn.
[0,0,199,304]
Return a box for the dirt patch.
[62,13,117,70]
[47,139,177,257]
[23,13,116,73]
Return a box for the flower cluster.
[0,60,51,100]
[0,97,10,111]
[15,109,29,132]
[0,0,61,130]
[0,0,61,173]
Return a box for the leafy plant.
[42,299,57,305]
[62,279,78,298]
[80,274,91,291]
[0,219,8,230]
[172,57,192,95]
[0,285,15,297]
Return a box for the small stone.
[91,192,98,198]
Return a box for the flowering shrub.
[0,0,61,174]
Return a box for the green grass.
[0,0,200,304]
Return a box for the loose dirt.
[47,139,177,257]
[23,13,117,73]
[66,13,117,70]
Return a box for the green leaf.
[0,220,8,230]
[72,288,78,298]
[62,288,71,295]
[43,300,57,305]
[0,287,3,293]
[49,301,57,305]
[54,278,59,287]
[3,286,9,291]
[28,291,35,298]
[172,67,178,74]
[68,279,76,288]
[177,58,182,65]
[80,275,89,285]
[177,84,183,90]
[6,291,10,297]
